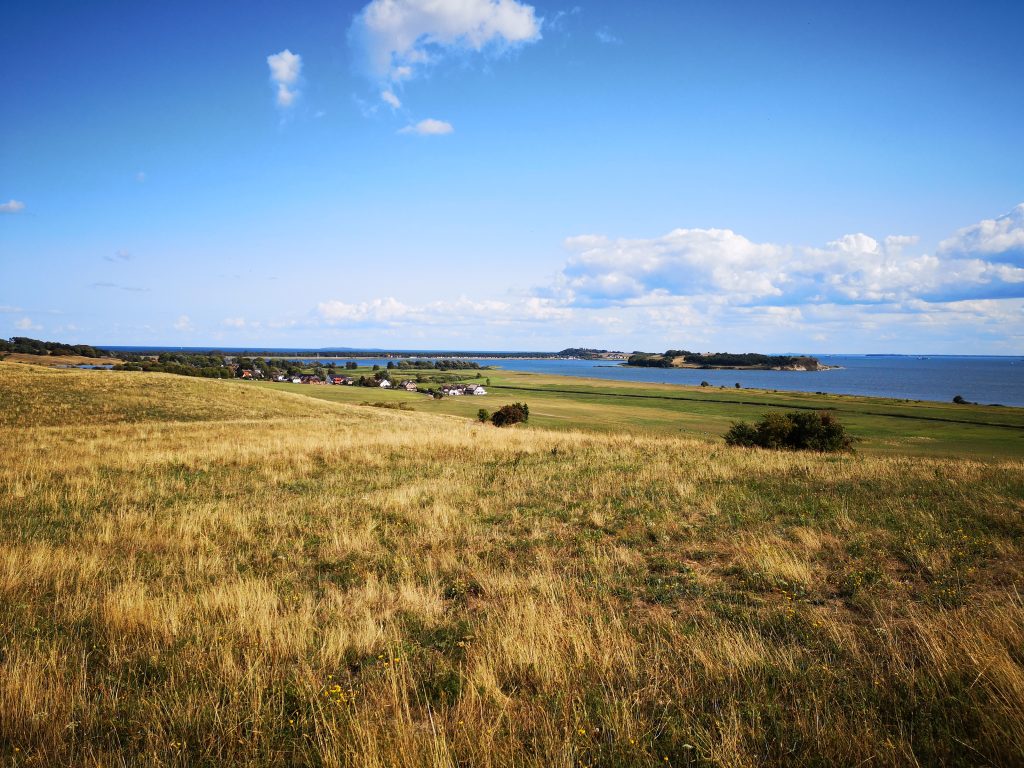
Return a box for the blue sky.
[2,0,1023,353]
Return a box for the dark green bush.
[725,411,853,452]
[491,403,529,427]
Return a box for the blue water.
[474,356,1024,407]
[270,354,1024,407]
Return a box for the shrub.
[725,411,853,452]
[491,402,529,427]
[953,395,969,404]
[477,408,490,423]
[723,421,758,447]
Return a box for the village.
[234,367,487,396]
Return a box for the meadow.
[1,362,1023,767]
[260,366,1024,459]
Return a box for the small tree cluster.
[491,402,529,427]
[725,411,853,452]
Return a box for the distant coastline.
[624,350,831,372]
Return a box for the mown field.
[1,363,1023,767]
[259,366,1024,459]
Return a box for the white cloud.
[352,0,541,83]
[557,208,1024,309]
[104,249,132,263]
[0,200,25,214]
[595,28,621,45]
[399,118,453,135]
[938,203,1024,262]
[267,49,302,108]
[562,227,788,303]
[381,89,402,108]
[173,314,194,332]
[223,317,247,328]
[319,297,411,324]
[317,295,569,328]
[15,317,41,331]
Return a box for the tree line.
[0,337,107,358]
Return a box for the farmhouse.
[440,384,487,396]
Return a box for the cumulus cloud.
[561,228,788,304]
[0,200,25,214]
[223,317,247,328]
[351,0,541,83]
[318,297,411,324]
[14,317,41,331]
[399,118,453,135]
[173,314,194,332]
[938,203,1024,264]
[267,49,302,108]
[381,89,402,108]
[557,208,1024,309]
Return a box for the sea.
[104,348,1024,407]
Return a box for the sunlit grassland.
[0,352,122,367]
[2,362,1023,767]
[260,366,1024,459]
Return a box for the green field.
[259,366,1024,459]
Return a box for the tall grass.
[1,364,1022,766]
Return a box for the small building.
[401,381,418,391]
[379,379,392,388]
[240,369,254,379]
[469,385,487,395]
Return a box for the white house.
[470,385,487,395]
[379,379,392,388]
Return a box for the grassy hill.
[1,363,1022,766]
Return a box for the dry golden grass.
[1,363,1022,767]
[1,352,122,367]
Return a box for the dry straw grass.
[1,363,1022,767]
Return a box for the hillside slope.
[1,364,1022,766]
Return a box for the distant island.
[626,349,829,371]
[556,348,628,360]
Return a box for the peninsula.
[626,349,829,371]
